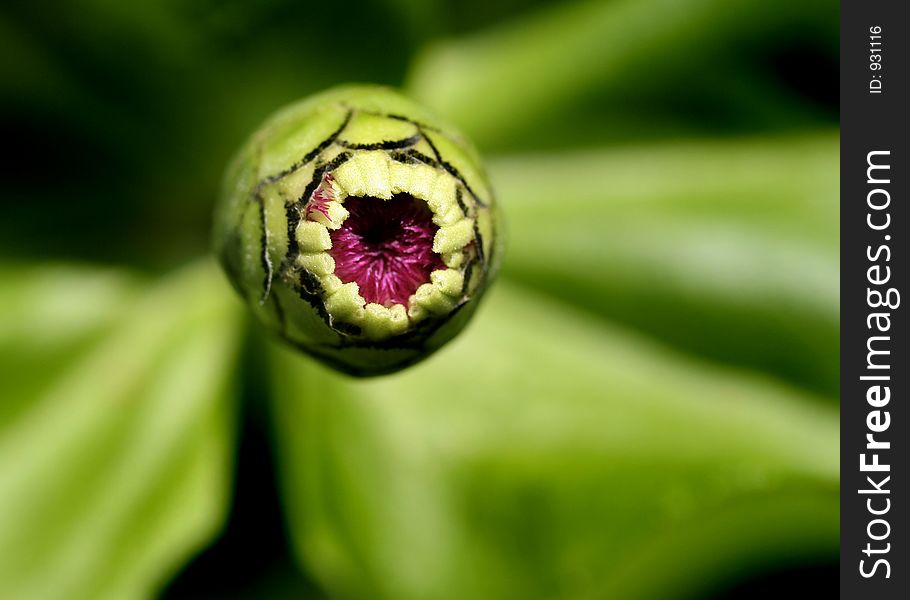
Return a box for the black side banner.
[841,1,908,597]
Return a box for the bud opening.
[330,194,445,307]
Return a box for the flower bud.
[214,85,501,376]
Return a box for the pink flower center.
[329,194,444,306]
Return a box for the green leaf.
[492,133,839,395]
[269,282,838,600]
[0,260,243,600]
[406,0,837,150]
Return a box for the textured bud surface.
[214,85,501,375]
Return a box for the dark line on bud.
[385,114,441,133]
[297,269,332,326]
[461,260,474,296]
[337,135,422,151]
[258,109,353,188]
[323,151,354,171]
[295,269,362,336]
[282,152,353,273]
[354,109,442,134]
[329,302,467,353]
[421,128,444,163]
[473,221,486,269]
[257,190,274,303]
[420,129,488,208]
[390,149,439,168]
[455,187,468,215]
[445,165,487,208]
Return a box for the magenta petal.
[329,195,445,306]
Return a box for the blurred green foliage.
[0,263,240,599]
[494,134,838,396]
[1,0,838,598]
[270,283,837,600]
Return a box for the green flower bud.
[214,85,501,376]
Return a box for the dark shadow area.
[711,562,838,599]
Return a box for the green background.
[0,0,838,598]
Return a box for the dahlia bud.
[214,85,501,376]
